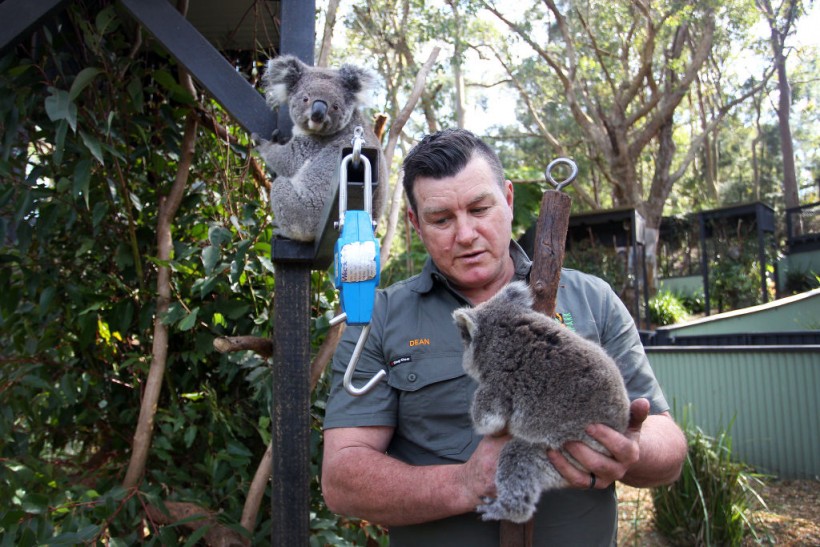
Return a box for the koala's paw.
[476,495,535,523]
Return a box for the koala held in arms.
[255,55,387,242]
[452,281,630,523]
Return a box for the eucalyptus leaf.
[208,225,232,247]
[178,307,199,331]
[68,67,103,101]
[79,130,105,166]
[201,245,220,274]
[44,87,78,132]
[72,159,92,207]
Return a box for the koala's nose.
[311,100,328,122]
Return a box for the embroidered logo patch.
[390,356,412,367]
[555,312,576,332]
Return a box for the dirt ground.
[616,479,820,546]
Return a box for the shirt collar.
[414,240,533,294]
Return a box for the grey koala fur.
[255,55,387,242]
[452,281,630,523]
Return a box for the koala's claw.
[476,495,535,523]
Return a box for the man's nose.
[454,217,478,244]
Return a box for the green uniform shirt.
[324,241,669,546]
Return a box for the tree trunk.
[447,0,466,128]
[758,0,800,212]
[773,33,799,210]
[317,0,341,68]
[123,112,198,489]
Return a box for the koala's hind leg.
[477,440,564,523]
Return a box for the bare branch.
[629,11,716,157]
[489,46,565,154]
[379,47,441,266]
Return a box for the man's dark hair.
[402,128,504,213]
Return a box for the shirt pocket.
[388,352,477,460]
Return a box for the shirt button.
[407,373,417,382]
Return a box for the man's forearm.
[322,447,475,526]
[621,414,687,487]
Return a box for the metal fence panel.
[647,346,820,479]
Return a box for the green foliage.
[563,240,629,296]
[648,291,689,326]
[783,268,820,295]
[0,3,371,544]
[677,290,707,315]
[652,411,766,546]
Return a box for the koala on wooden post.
[255,55,387,242]
[452,281,630,523]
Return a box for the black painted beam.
[0,0,71,55]
[269,3,316,544]
[118,0,276,139]
[271,262,312,547]
[274,0,316,141]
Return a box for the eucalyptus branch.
[122,24,199,486]
[490,46,565,154]
[379,46,441,266]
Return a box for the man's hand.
[547,398,651,490]
[458,433,509,503]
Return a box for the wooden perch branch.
[213,336,274,358]
[145,501,248,547]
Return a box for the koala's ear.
[452,308,477,345]
[500,281,534,310]
[338,64,378,105]
[263,55,306,106]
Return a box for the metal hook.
[334,322,387,396]
[545,157,578,192]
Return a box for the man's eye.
[471,207,490,215]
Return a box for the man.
[321,129,686,546]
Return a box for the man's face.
[408,154,515,301]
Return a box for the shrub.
[676,290,706,315]
[648,291,689,326]
[652,412,766,546]
[784,269,820,295]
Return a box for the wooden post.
[530,190,573,318]
[501,161,575,547]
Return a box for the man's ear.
[407,208,423,242]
